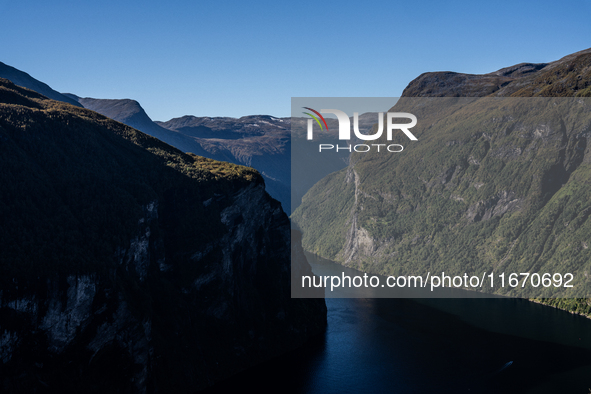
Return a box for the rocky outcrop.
[341,168,376,264]
[465,191,522,222]
[1,184,325,393]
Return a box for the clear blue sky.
[1,0,590,120]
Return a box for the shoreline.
[302,249,591,320]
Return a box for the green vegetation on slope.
[293,50,591,304]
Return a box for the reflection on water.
[205,256,591,393]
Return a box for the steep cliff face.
[292,49,591,300]
[0,78,326,392]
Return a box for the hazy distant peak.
[157,114,289,132]
[62,93,80,101]
[0,61,82,107]
[74,97,146,120]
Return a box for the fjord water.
[206,255,591,393]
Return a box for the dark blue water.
[205,257,591,393]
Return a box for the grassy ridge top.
[402,48,591,99]
[0,78,261,185]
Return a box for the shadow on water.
[203,297,591,393]
[203,257,591,393]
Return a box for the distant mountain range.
[0,61,402,216]
[0,61,397,214]
[0,62,292,211]
[64,94,294,211]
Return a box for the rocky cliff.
[292,49,591,303]
[0,78,326,392]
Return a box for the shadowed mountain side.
[64,95,293,212]
[0,60,390,214]
[157,114,292,211]
[63,94,216,158]
[158,112,386,214]
[0,78,326,392]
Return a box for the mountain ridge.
[0,61,293,211]
[0,61,82,107]
[402,47,591,98]
[65,93,294,211]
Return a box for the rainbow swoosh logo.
[303,107,329,131]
